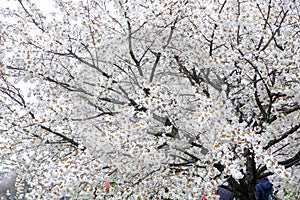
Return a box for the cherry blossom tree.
[0,0,299,199]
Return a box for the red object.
[104,181,111,189]
[201,195,208,200]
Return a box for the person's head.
[217,187,234,200]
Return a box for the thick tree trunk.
[219,148,258,200]
[235,149,257,200]
[245,149,257,199]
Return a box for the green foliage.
[110,181,117,187]
[283,188,298,197]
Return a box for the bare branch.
[259,9,289,52]
[40,125,85,150]
[71,112,116,121]
[174,55,195,86]
[149,52,161,82]
[17,0,45,32]
[127,21,142,76]
[162,16,178,49]
[263,124,300,150]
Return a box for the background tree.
[0,0,299,199]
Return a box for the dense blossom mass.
[0,0,299,199]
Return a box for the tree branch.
[127,20,142,76]
[263,124,300,150]
[40,125,85,150]
[259,9,289,52]
[174,55,195,86]
[149,52,161,82]
[162,16,178,49]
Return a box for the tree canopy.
[0,0,299,199]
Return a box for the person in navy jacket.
[256,178,275,200]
